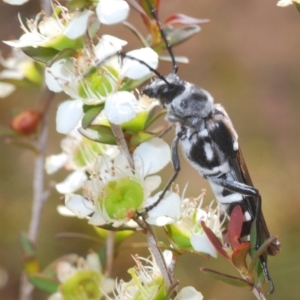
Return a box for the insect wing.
[235,149,280,256]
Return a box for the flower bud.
[10,109,41,135]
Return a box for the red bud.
[11,110,41,135]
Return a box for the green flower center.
[60,270,101,300]
[99,178,144,220]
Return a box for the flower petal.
[86,253,101,273]
[95,35,127,61]
[133,137,171,177]
[56,170,88,193]
[45,153,68,174]
[104,91,138,125]
[96,0,130,25]
[57,205,76,217]
[65,194,94,218]
[0,82,15,98]
[4,31,45,48]
[88,211,108,226]
[145,191,181,226]
[144,175,161,196]
[175,286,203,300]
[190,233,218,258]
[277,0,293,6]
[56,100,83,134]
[122,48,159,80]
[64,10,94,39]
[45,59,72,92]
[3,0,29,4]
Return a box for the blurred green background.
[0,0,299,299]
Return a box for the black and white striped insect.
[138,0,280,294]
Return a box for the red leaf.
[228,205,244,250]
[232,242,251,277]
[201,221,230,260]
[164,14,210,26]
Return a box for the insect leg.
[203,175,259,197]
[205,175,263,246]
[205,175,274,291]
[144,133,181,212]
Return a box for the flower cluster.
[165,192,223,258]
[3,0,230,299]
[111,251,203,300]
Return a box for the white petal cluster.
[63,138,172,227]
[5,8,97,49]
[46,126,119,194]
[50,46,158,133]
[110,251,203,300]
[170,193,223,258]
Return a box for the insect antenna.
[85,51,170,85]
[146,0,178,74]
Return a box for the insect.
[138,0,281,294]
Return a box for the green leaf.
[249,236,278,272]
[129,131,154,148]
[20,233,35,257]
[154,25,201,52]
[144,109,166,129]
[67,0,93,10]
[140,0,160,19]
[120,75,151,91]
[78,125,116,145]
[29,274,59,294]
[295,3,300,12]
[82,104,104,129]
[4,139,39,154]
[200,268,253,290]
[22,47,59,64]
[47,48,77,67]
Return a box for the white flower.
[45,126,119,193]
[56,100,84,134]
[4,8,98,49]
[45,35,124,97]
[96,0,130,25]
[145,191,181,226]
[110,251,203,300]
[48,253,114,300]
[277,0,294,6]
[104,91,138,124]
[166,192,223,258]
[122,48,159,80]
[112,253,166,299]
[175,286,203,300]
[64,138,171,227]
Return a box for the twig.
[109,123,134,168]
[105,231,115,277]
[251,287,267,300]
[145,223,173,288]
[18,88,55,300]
